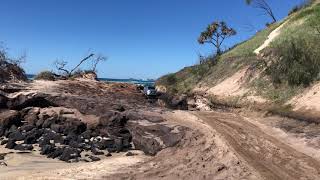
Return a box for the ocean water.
[27,74,155,86]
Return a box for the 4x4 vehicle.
[143,86,157,96]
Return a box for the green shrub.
[166,74,177,85]
[266,37,320,86]
[34,71,56,81]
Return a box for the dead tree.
[54,53,107,78]
[54,60,70,75]
[69,53,94,74]
[246,0,277,23]
[91,54,107,72]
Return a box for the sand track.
[2,109,320,179]
[195,111,320,180]
[109,110,320,180]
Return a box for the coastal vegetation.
[34,71,56,81]
[34,53,107,81]
[0,45,27,82]
[157,0,320,108]
[2,1,320,179]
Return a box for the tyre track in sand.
[195,111,320,180]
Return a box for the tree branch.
[69,53,94,75]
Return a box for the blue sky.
[0,0,303,79]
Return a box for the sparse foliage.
[35,71,56,81]
[0,45,27,82]
[245,0,277,23]
[0,45,26,66]
[198,21,236,55]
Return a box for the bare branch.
[246,0,277,23]
[54,60,70,75]
[69,53,94,75]
[92,54,107,72]
[53,51,108,78]
[8,51,27,66]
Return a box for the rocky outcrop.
[7,93,56,110]
[0,105,133,162]
[0,87,186,162]
[0,94,8,108]
[0,110,21,129]
[157,93,188,110]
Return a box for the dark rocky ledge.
[0,81,187,163]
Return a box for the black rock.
[35,118,44,128]
[81,130,92,139]
[0,153,6,160]
[20,125,35,132]
[91,147,104,155]
[38,138,51,147]
[83,144,92,151]
[51,124,63,134]
[69,141,80,148]
[89,155,101,161]
[26,128,43,139]
[14,144,33,151]
[114,138,124,152]
[95,138,115,150]
[105,152,112,157]
[63,134,77,145]
[125,152,135,156]
[5,140,17,149]
[47,147,63,159]
[5,125,18,137]
[40,144,55,155]
[0,139,8,145]
[0,94,8,108]
[53,135,64,144]
[43,130,61,143]
[59,147,81,162]
[24,135,37,144]
[8,131,25,141]
[62,119,87,135]
[0,126,5,137]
